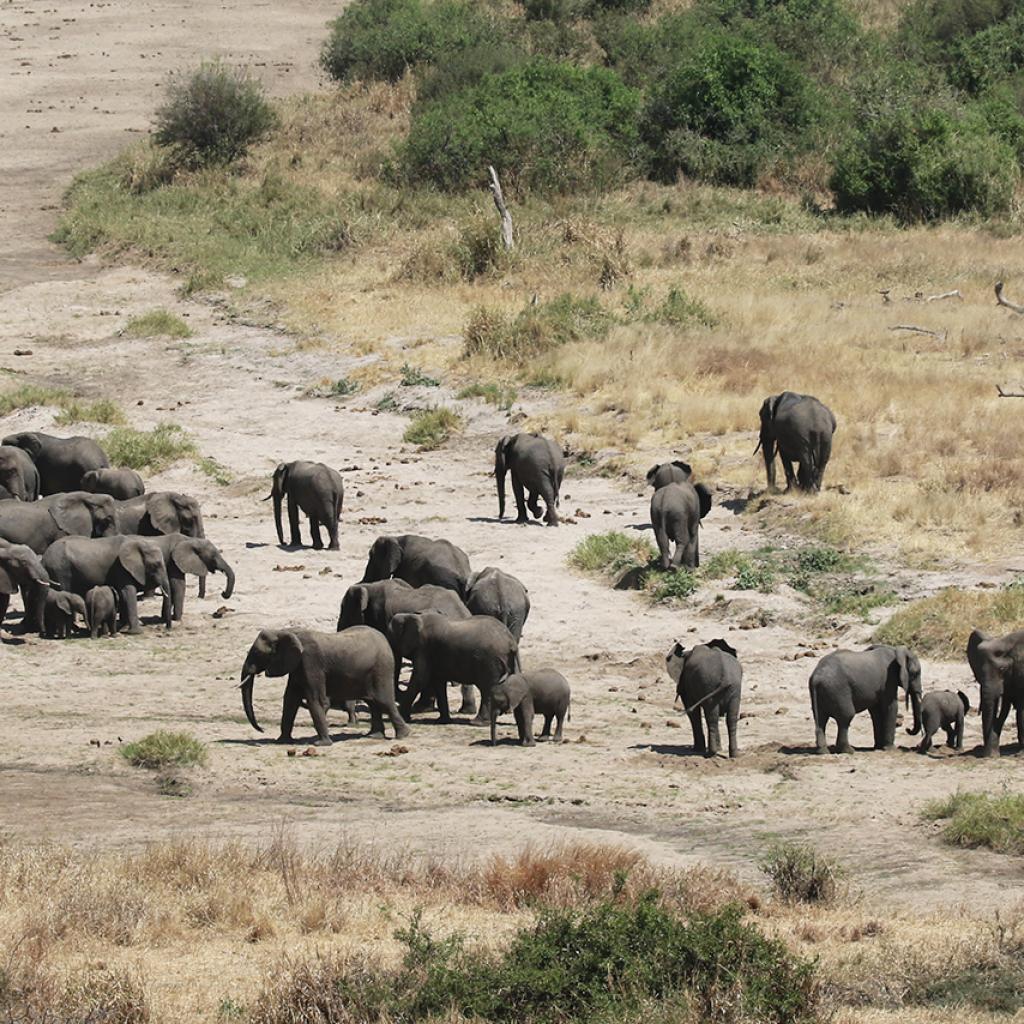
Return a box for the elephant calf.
[0,538,50,635]
[757,391,836,494]
[495,432,565,526]
[490,670,570,746]
[666,638,742,758]
[43,590,87,639]
[81,468,145,500]
[651,480,712,570]
[86,585,118,639]
[269,461,344,551]
[465,566,530,642]
[910,690,969,753]
[646,460,692,490]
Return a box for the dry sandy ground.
[0,0,1020,920]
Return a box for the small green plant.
[376,391,400,412]
[52,398,126,427]
[196,455,234,486]
[327,377,359,397]
[120,730,207,770]
[923,791,1024,856]
[121,310,193,339]
[648,568,699,602]
[0,384,71,417]
[759,841,843,904]
[403,407,462,449]
[456,382,517,409]
[647,287,719,328]
[400,363,441,387]
[104,423,197,471]
[735,561,777,593]
[568,531,655,575]
[156,773,193,798]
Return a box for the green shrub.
[649,569,699,602]
[923,791,1024,855]
[402,59,642,193]
[154,61,276,168]
[450,218,511,280]
[947,12,1024,93]
[897,0,1017,63]
[596,13,705,88]
[760,842,843,903]
[568,531,655,574]
[53,399,126,427]
[120,730,207,770]
[415,39,527,104]
[456,382,517,409]
[403,407,462,448]
[104,423,197,470]
[195,455,234,485]
[735,561,776,593]
[400,363,440,387]
[0,384,71,416]
[121,310,192,339]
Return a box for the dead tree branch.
[995,281,1024,314]
[888,324,947,341]
[996,384,1024,397]
[488,165,514,251]
[926,289,962,302]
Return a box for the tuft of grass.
[760,842,843,905]
[53,398,126,426]
[120,730,207,771]
[400,363,441,387]
[922,791,1024,856]
[648,568,699,602]
[403,407,462,449]
[121,309,193,339]
[104,423,197,471]
[568,531,656,575]
[457,382,517,410]
[0,384,71,416]
[195,455,234,486]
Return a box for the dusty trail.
[0,1,1019,915]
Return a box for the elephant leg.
[726,701,739,758]
[879,702,897,750]
[835,717,854,754]
[344,700,358,724]
[670,538,685,569]
[310,516,324,551]
[0,592,9,636]
[655,526,672,571]
[538,713,553,739]
[1015,702,1024,752]
[279,683,302,743]
[553,710,565,743]
[457,684,477,716]
[687,710,706,754]
[517,700,536,747]
[367,702,386,738]
[943,726,956,749]
[704,706,721,758]
[435,676,452,725]
[918,728,933,754]
[286,494,303,547]
[471,688,491,728]
[682,531,699,569]
[381,697,410,740]
[326,512,340,552]
[170,575,186,621]
[120,586,143,635]
[797,461,813,491]
[781,457,797,491]
[538,480,559,526]
[308,699,333,747]
[527,491,542,519]
[511,476,529,524]
[813,707,829,754]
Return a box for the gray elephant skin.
[666,638,742,758]
[361,534,471,597]
[0,491,117,555]
[465,566,530,641]
[967,629,1024,757]
[495,432,565,526]
[81,468,145,500]
[757,392,836,493]
[489,669,570,746]
[114,491,204,537]
[0,538,49,634]
[2,431,109,496]
[240,626,409,745]
[269,461,344,551]
[389,611,519,724]
[809,644,922,754]
[85,585,118,639]
[0,445,40,501]
[646,460,692,490]
[651,480,712,569]
[42,535,172,635]
[149,533,234,621]
[43,590,87,639]
[909,690,969,753]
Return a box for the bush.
[120,730,208,770]
[760,842,843,903]
[923,791,1024,855]
[154,61,276,168]
[568,531,655,574]
[400,363,440,387]
[403,407,462,448]
[415,39,527,104]
[402,59,642,193]
[104,423,197,470]
[121,310,192,339]
[649,569,699,602]
[53,399,126,427]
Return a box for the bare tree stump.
[488,165,513,251]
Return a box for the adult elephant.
[495,433,565,526]
[665,638,742,758]
[148,533,234,621]
[465,566,530,641]
[268,460,344,551]
[114,491,204,537]
[756,392,836,493]
[239,626,409,745]
[2,431,108,496]
[81,468,145,500]
[809,644,922,754]
[646,460,692,490]
[651,480,712,569]
[42,535,172,634]
[389,611,519,725]
[966,629,1024,757]
[0,538,50,635]
[0,445,40,501]
[0,491,117,554]
[361,535,471,598]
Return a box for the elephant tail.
[682,683,728,716]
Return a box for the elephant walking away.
[651,480,712,569]
[86,585,118,639]
[0,445,40,501]
[148,533,234,620]
[42,590,87,638]
[240,626,409,745]
[0,538,50,635]
[1,432,109,496]
[666,639,742,758]
[489,670,570,746]
[81,468,145,500]
[757,392,836,493]
[646,460,692,490]
[910,690,969,753]
[361,535,471,597]
[809,645,922,754]
[268,461,344,550]
[465,566,530,641]
[967,629,1024,756]
[495,433,565,526]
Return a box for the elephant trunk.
[240,673,263,733]
[272,494,285,546]
[761,432,776,489]
[198,575,206,599]
[490,705,498,746]
[906,688,922,735]
[219,559,235,600]
[495,453,507,519]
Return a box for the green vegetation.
[457,382,517,409]
[121,310,193,339]
[923,790,1024,856]
[400,363,441,387]
[649,569,699,602]
[910,964,1024,1013]
[759,842,844,904]
[120,731,207,771]
[195,456,234,486]
[53,399,126,426]
[403,407,462,449]
[0,384,71,417]
[104,423,197,471]
[567,530,656,574]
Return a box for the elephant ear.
[54,592,75,615]
[146,493,180,534]
[9,433,41,458]
[645,464,661,485]
[706,638,738,659]
[893,646,910,690]
[672,460,693,479]
[271,463,291,499]
[172,542,210,577]
[380,537,402,577]
[49,496,90,535]
[117,540,148,587]
[695,483,713,519]
[272,631,304,676]
[502,674,531,711]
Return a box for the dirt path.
[0,2,1020,913]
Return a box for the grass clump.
[104,423,197,471]
[457,382,517,409]
[195,455,234,486]
[760,842,843,904]
[53,398,126,426]
[400,363,441,387]
[121,309,193,339]
[648,568,699,602]
[403,407,462,449]
[568,531,656,575]
[120,730,207,770]
[0,384,71,416]
[923,791,1024,856]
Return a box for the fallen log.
[889,324,947,341]
[996,384,1024,397]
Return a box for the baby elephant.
[85,585,118,639]
[910,690,969,753]
[665,638,742,758]
[43,590,87,639]
[490,670,570,746]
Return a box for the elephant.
[1,431,109,496]
[0,445,40,501]
[0,491,118,554]
[239,626,409,745]
[909,690,969,754]
[148,533,234,621]
[85,585,118,639]
[0,538,50,635]
[809,644,922,754]
[966,629,1024,757]
[114,491,204,537]
[389,611,519,725]
[646,460,692,490]
[361,534,472,597]
[495,433,565,526]
[465,566,530,641]
[756,392,836,493]
[651,480,712,570]
[42,590,87,639]
[489,670,570,746]
[268,461,344,551]
[42,535,172,635]
[81,468,145,500]
[665,638,742,758]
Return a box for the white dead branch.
[888,324,947,341]
[996,384,1024,397]
[488,165,514,251]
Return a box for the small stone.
[665,720,681,729]
[286,748,297,757]
[13,349,32,356]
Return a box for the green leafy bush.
[154,62,276,168]
[120,731,207,770]
[760,842,843,903]
[104,423,197,470]
[923,791,1024,855]
[568,531,656,574]
[649,569,700,602]
[403,407,462,448]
